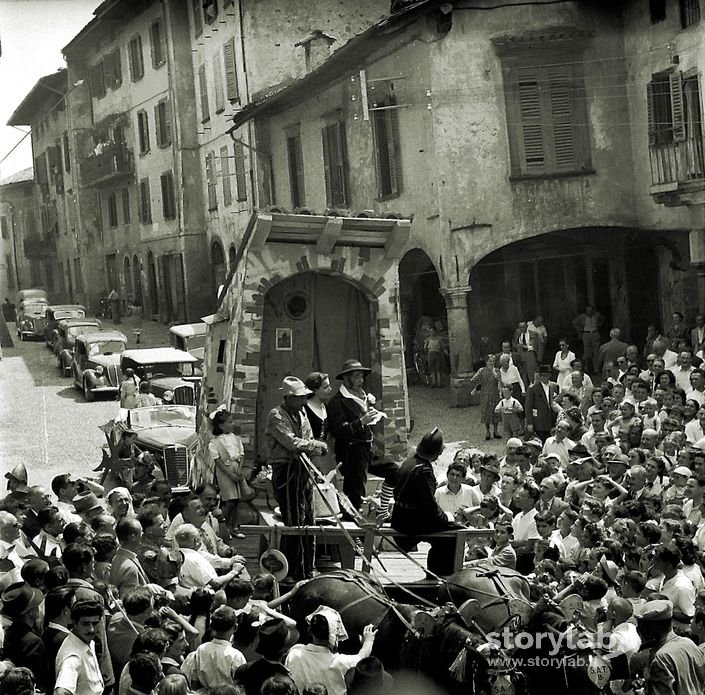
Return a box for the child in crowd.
[494,385,524,438]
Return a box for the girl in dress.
[209,406,246,539]
[553,339,576,392]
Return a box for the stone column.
[441,285,474,407]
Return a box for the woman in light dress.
[553,338,576,392]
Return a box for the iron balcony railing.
[80,142,133,188]
[649,135,705,186]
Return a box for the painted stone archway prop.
[193,211,412,484]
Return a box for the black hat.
[344,656,393,693]
[568,443,591,457]
[416,428,445,459]
[336,359,371,380]
[254,618,300,658]
[0,582,43,617]
[537,364,553,375]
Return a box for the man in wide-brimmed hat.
[265,376,328,581]
[234,618,299,695]
[327,359,387,513]
[391,428,463,577]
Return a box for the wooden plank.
[316,217,343,255]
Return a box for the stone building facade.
[0,168,34,301]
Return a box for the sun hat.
[479,460,501,479]
[73,491,103,515]
[635,599,673,622]
[336,359,371,380]
[416,428,445,459]
[672,466,693,478]
[280,376,312,397]
[344,656,393,693]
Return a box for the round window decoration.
[285,292,310,320]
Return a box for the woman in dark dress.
[304,372,334,474]
[469,353,501,440]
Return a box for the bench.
[240,510,493,576]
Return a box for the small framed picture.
[276,327,293,351]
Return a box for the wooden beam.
[249,213,272,252]
[385,219,411,260]
[316,217,343,255]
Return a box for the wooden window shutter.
[548,65,577,169]
[322,127,333,205]
[233,141,247,201]
[223,38,239,101]
[122,188,130,224]
[670,70,686,141]
[164,100,172,146]
[647,82,657,146]
[104,52,114,89]
[287,135,305,208]
[113,48,122,86]
[336,122,349,206]
[154,103,163,147]
[220,145,232,206]
[517,67,545,171]
[198,65,210,121]
[213,54,225,113]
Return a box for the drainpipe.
[7,202,21,290]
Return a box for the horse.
[286,569,505,695]
[441,561,533,634]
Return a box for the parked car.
[43,305,87,347]
[15,289,48,341]
[127,404,197,493]
[120,347,201,405]
[55,318,103,375]
[72,331,127,401]
[169,322,207,364]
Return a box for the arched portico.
[467,227,696,356]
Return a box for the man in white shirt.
[32,507,64,560]
[687,369,705,407]
[0,512,25,587]
[54,599,105,695]
[434,463,478,520]
[511,482,541,574]
[652,543,696,632]
[174,524,244,591]
[653,337,678,370]
[542,420,575,468]
[581,411,607,454]
[670,350,696,392]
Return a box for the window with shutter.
[140,178,152,224]
[286,130,305,208]
[150,19,166,69]
[161,172,176,220]
[220,145,232,206]
[155,99,171,148]
[137,110,150,154]
[670,70,686,141]
[206,151,218,210]
[63,132,71,172]
[371,83,402,198]
[503,59,591,177]
[122,188,131,224]
[129,35,144,82]
[203,0,218,24]
[680,0,700,28]
[192,0,203,37]
[198,65,210,122]
[104,52,115,90]
[233,142,247,202]
[223,38,239,102]
[321,120,349,207]
[213,54,225,113]
[113,48,122,87]
[90,61,106,99]
[107,193,118,228]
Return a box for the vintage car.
[169,322,207,364]
[43,304,87,347]
[127,404,197,493]
[55,318,103,375]
[72,331,127,401]
[120,347,201,405]
[15,289,48,341]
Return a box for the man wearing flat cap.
[265,376,328,580]
[635,599,705,694]
[327,359,389,513]
[391,429,462,576]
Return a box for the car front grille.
[173,385,195,405]
[164,445,189,487]
[105,364,121,387]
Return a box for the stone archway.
[398,248,447,380]
[255,271,376,453]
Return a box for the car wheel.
[83,380,95,402]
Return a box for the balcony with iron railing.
[80,142,133,188]
[650,134,705,206]
[24,232,57,258]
